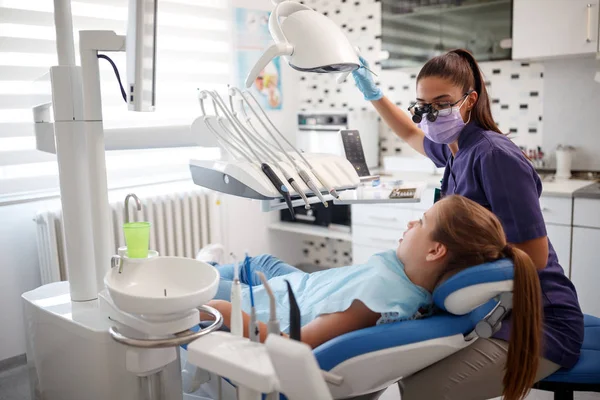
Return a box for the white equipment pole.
[51,0,98,300]
[79,31,125,295]
[53,0,76,66]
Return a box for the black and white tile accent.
[298,0,544,158]
[379,61,544,156]
[297,238,353,271]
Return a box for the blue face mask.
[418,98,470,145]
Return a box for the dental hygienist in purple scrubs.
[352,49,584,400]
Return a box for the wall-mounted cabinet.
[513,0,600,60]
[381,0,513,69]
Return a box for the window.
[0,0,230,201]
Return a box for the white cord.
[238,89,331,203]
[230,87,304,171]
[242,90,339,199]
[198,92,255,164]
[239,101,289,163]
[208,91,263,163]
[229,92,313,207]
[242,89,313,167]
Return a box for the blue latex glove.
[352,56,383,101]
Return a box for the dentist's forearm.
[371,96,426,156]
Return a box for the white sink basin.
[104,256,219,315]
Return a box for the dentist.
[352,48,584,400]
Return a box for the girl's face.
[396,200,447,268]
[416,76,477,123]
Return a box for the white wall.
[220,0,301,260]
[542,56,600,171]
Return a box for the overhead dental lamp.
[244,0,360,88]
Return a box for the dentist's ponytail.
[432,195,543,400]
[502,244,543,400]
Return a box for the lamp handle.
[245,43,293,88]
[337,71,351,84]
[337,46,363,84]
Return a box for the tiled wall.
[295,0,546,268]
[298,238,353,271]
[298,0,545,161]
[377,61,544,158]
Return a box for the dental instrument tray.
[190,152,359,201]
[331,182,425,205]
[389,187,417,199]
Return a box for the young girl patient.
[202,195,542,400]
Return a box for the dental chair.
[184,258,600,400]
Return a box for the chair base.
[534,381,600,400]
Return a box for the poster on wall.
[234,7,282,110]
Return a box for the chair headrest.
[432,258,514,315]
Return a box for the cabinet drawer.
[352,204,414,230]
[540,196,572,225]
[352,225,401,249]
[545,223,572,278]
[352,243,390,265]
[574,198,600,228]
[571,227,600,317]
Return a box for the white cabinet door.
[545,223,572,278]
[571,227,600,318]
[513,0,600,59]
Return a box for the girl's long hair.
[432,195,543,400]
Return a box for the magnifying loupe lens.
[426,111,438,122]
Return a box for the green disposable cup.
[123,222,151,258]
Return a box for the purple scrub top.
[424,122,584,368]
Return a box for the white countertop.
[541,179,594,198]
[377,170,593,198]
[377,171,444,188]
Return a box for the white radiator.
[34,187,222,285]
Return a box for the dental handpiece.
[243,254,260,343]
[286,178,311,210]
[257,272,280,336]
[230,259,244,337]
[249,308,259,343]
[298,169,328,208]
[309,168,339,199]
[261,163,295,219]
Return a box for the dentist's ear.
[426,242,447,262]
[467,90,479,110]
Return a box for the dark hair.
[417,49,502,134]
[433,195,542,400]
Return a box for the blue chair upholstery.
[313,301,495,371]
[535,314,600,399]
[314,259,513,371]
